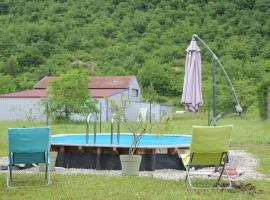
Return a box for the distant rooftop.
[0,88,127,99]
[34,76,134,89]
[0,75,135,99]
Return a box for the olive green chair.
[181,125,233,190]
[7,127,51,187]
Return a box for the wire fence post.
[149,100,152,134]
[46,103,49,126]
[212,57,217,126]
[99,102,102,133]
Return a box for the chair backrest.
[8,127,50,164]
[189,125,233,166]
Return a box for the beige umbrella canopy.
[181,34,242,125]
[181,39,203,112]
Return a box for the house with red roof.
[0,76,141,121]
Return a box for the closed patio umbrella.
[182,34,242,125]
[181,39,203,112]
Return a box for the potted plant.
[111,99,148,176]
[120,118,148,176]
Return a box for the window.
[132,89,139,97]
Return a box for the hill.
[0,0,270,112]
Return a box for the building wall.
[0,98,46,121]
[0,96,173,122]
[127,77,141,101]
[0,92,128,122]
[106,90,129,121]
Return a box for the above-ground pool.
[52,133,191,148]
[51,133,191,171]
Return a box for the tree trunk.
[64,106,70,119]
[266,86,270,119]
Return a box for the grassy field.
[1,112,270,156]
[0,113,270,199]
[0,174,270,200]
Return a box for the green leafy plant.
[258,75,270,119]
[154,115,170,135]
[0,74,16,94]
[110,99,148,156]
[44,70,97,120]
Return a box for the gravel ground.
[0,150,265,181]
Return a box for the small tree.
[110,98,148,156]
[45,70,97,119]
[1,56,18,76]
[0,74,16,94]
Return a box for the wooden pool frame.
[51,134,190,171]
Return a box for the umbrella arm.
[192,34,242,114]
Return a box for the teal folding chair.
[7,127,51,187]
[180,125,233,190]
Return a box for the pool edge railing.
[86,113,97,144]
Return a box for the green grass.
[0,174,270,200]
[243,145,270,178]
[169,113,270,145]
[1,113,270,199]
[1,112,270,155]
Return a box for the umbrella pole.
[212,57,217,126]
[213,58,219,173]
[192,34,242,114]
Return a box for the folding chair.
[7,127,51,187]
[181,125,233,190]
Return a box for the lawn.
[1,112,270,156]
[0,174,270,200]
[0,113,270,199]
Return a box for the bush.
[258,75,270,119]
[45,70,97,119]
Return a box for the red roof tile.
[90,89,126,98]
[90,76,133,89]
[0,89,126,99]
[0,89,46,98]
[34,76,134,89]
[33,76,57,89]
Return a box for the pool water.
[52,133,191,148]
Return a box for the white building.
[0,76,141,121]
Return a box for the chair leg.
[45,163,48,179]
[7,165,16,188]
[186,169,196,190]
[185,167,190,182]
[214,165,233,189]
[215,165,225,186]
[186,166,233,190]
[6,165,10,187]
[9,164,13,182]
[47,163,51,185]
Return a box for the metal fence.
[123,100,173,122]
[72,100,173,123]
[0,97,173,123]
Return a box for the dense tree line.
[0,0,269,113]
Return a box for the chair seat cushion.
[180,153,226,167]
[11,152,46,165]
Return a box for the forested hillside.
[0,0,270,112]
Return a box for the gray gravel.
[0,150,266,180]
